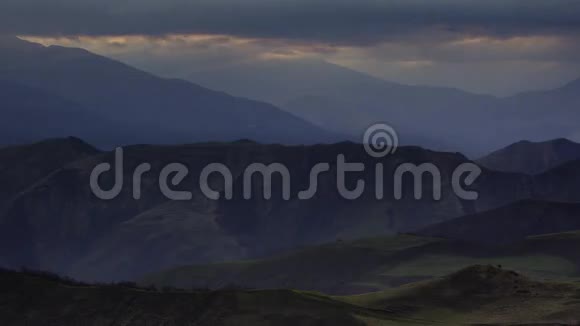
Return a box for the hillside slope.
[477,138,580,174]
[344,265,580,325]
[0,268,401,326]
[0,137,98,210]
[0,140,535,282]
[143,231,580,295]
[0,82,148,147]
[418,200,580,245]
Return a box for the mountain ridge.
[0,37,339,146]
[417,200,580,245]
[0,137,531,282]
[477,138,580,174]
[188,58,580,156]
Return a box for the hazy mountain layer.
[189,59,580,156]
[0,81,156,148]
[0,37,337,147]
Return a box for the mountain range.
[0,37,337,148]
[0,137,579,282]
[189,59,580,156]
[2,37,579,155]
[1,35,580,321]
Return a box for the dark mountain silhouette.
[0,137,98,210]
[477,138,580,174]
[0,138,99,267]
[418,200,580,245]
[0,138,532,282]
[189,59,580,156]
[533,159,580,203]
[0,37,337,146]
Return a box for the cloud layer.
[9,1,580,95]
[3,0,580,44]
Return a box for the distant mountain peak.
[478,138,580,174]
[511,138,576,147]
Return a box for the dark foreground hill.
[343,265,580,325]
[2,266,579,325]
[0,268,400,326]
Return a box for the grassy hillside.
[342,265,580,324]
[4,266,580,325]
[144,233,580,295]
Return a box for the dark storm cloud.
[2,0,580,44]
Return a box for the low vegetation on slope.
[3,266,580,325]
[343,265,580,325]
[143,232,580,295]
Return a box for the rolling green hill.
[342,265,580,325]
[143,232,580,295]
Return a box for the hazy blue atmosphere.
[1,1,580,325]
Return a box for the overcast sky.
[6,0,580,95]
